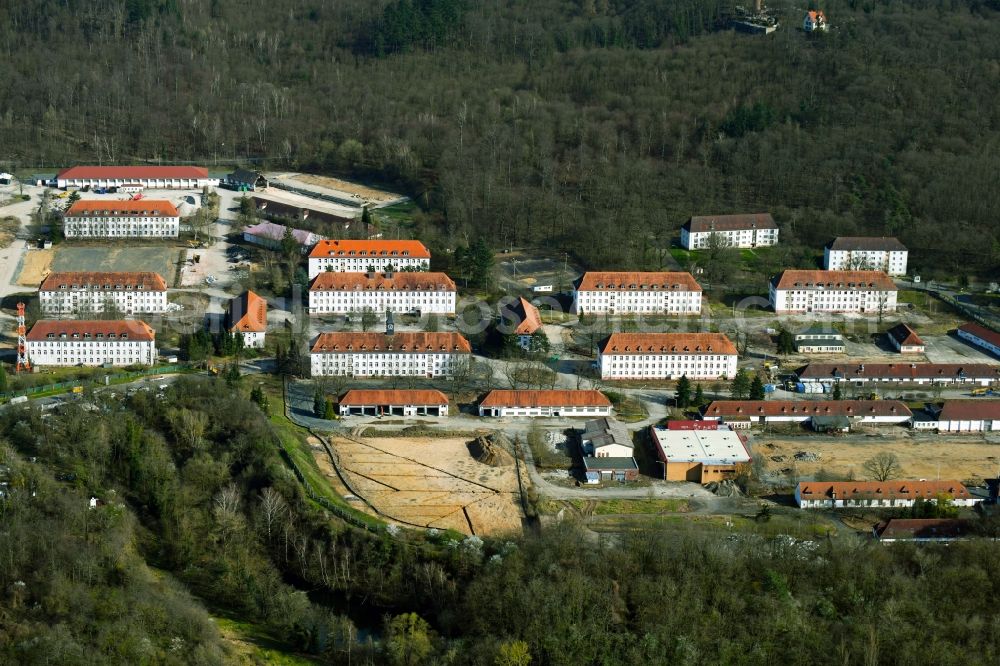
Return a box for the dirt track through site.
[326,435,524,535]
[757,434,1000,481]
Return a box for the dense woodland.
[2,379,1000,664]
[2,0,1000,279]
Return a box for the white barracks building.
[39,271,168,315]
[824,237,909,276]
[63,200,180,238]
[310,331,471,378]
[26,320,157,367]
[598,332,738,380]
[770,270,898,314]
[56,165,214,189]
[309,271,456,315]
[680,213,778,250]
[308,240,430,278]
[573,271,702,315]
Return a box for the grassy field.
[604,391,649,423]
[538,497,690,515]
[213,617,323,665]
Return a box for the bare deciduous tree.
[863,452,901,482]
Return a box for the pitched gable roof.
[308,239,430,259]
[797,480,971,502]
[512,297,542,335]
[773,270,896,291]
[479,390,611,408]
[65,199,179,217]
[828,236,907,252]
[576,271,702,292]
[57,166,208,180]
[887,323,924,348]
[310,332,470,354]
[39,271,167,292]
[27,319,156,342]
[309,272,455,292]
[703,400,911,419]
[229,291,267,333]
[339,389,448,406]
[958,322,1000,350]
[599,332,737,356]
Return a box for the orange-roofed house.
[886,323,925,354]
[572,271,702,316]
[501,296,543,350]
[63,199,180,238]
[598,332,738,380]
[56,165,213,189]
[478,390,612,417]
[308,240,430,278]
[228,291,267,348]
[26,320,157,367]
[309,271,456,315]
[338,389,449,417]
[803,10,828,32]
[310,331,470,378]
[39,271,168,315]
[795,480,979,509]
[769,270,898,314]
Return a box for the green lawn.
[214,617,323,665]
[605,391,649,423]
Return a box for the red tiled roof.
[310,332,470,354]
[229,291,267,333]
[600,332,737,356]
[39,271,166,292]
[797,480,972,502]
[887,323,924,348]
[773,270,896,291]
[27,319,155,342]
[958,322,1000,350]
[479,390,611,408]
[799,362,1000,381]
[65,199,179,217]
[309,271,455,291]
[308,239,430,259]
[339,389,449,406]
[577,271,701,292]
[703,400,912,418]
[938,400,1000,422]
[513,297,542,335]
[57,166,208,179]
[684,213,776,233]
[828,236,907,252]
[874,519,970,540]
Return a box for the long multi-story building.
[56,166,214,189]
[956,322,1000,359]
[680,213,778,250]
[63,200,180,238]
[26,320,157,367]
[308,272,456,316]
[39,271,168,315]
[824,237,908,275]
[308,240,430,278]
[598,332,738,380]
[572,272,702,315]
[796,480,978,509]
[769,270,898,314]
[310,331,470,377]
[797,362,1000,387]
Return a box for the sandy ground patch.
[757,434,1000,481]
[17,249,53,285]
[329,436,524,536]
[289,173,402,204]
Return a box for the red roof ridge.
[27,319,156,342]
[577,271,702,292]
[65,199,179,217]
[308,239,430,259]
[311,331,471,354]
[39,271,167,291]
[480,389,611,408]
[309,271,456,291]
[339,389,448,405]
[600,332,737,356]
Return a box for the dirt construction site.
[319,433,526,536]
[755,431,1000,482]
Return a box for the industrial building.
[56,165,214,189]
[650,425,751,483]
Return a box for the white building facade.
[956,322,1000,358]
[680,213,778,250]
[63,200,180,238]
[796,481,979,509]
[26,320,157,367]
[308,240,430,278]
[310,332,470,378]
[770,270,898,314]
[598,333,738,380]
[572,272,702,315]
[39,271,168,315]
[309,272,456,315]
[56,166,214,189]
[824,237,908,276]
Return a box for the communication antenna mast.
[15,302,30,373]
